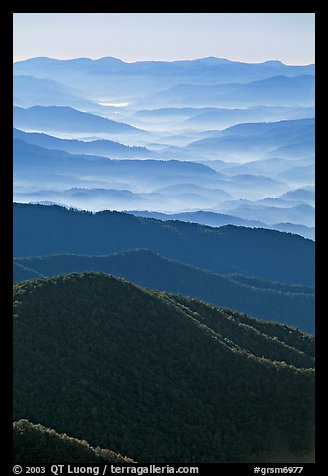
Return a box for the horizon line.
[13,55,315,68]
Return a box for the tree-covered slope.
[13,203,314,285]
[14,250,314,333]
[13,419,134,464]
[13,273,314,463]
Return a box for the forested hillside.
[13,273,315,463]
[13,419,134,464]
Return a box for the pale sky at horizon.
[13,13,315,65]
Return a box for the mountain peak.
[196,56,232,64]
[94,56,125,64]
[262,60,285,66]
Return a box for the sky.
[13,13,315,65]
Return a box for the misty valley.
[13,57,314,238]
[13,55,315,464]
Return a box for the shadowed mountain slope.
[14,203,314,286]
[14,273,314,463]
[14,249,314,333]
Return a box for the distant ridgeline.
[14,250,314,334]
[14,273,314,463]
[13,57,314,237]
[13,203,315,333]
[13,120,315,236]
[14,204,314,285]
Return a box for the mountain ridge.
[13,419,135,464]
[14,203,315,285]
[13,128,155,158]
[13,249,314,333]
[13,105,146,135]
[13,272,315,462]
[13,55,315,67]
[127,210,315,240]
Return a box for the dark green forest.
[13,419,134,464]
[13,273,315,463]
[14,250,314,333]
[14,203,314,285]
